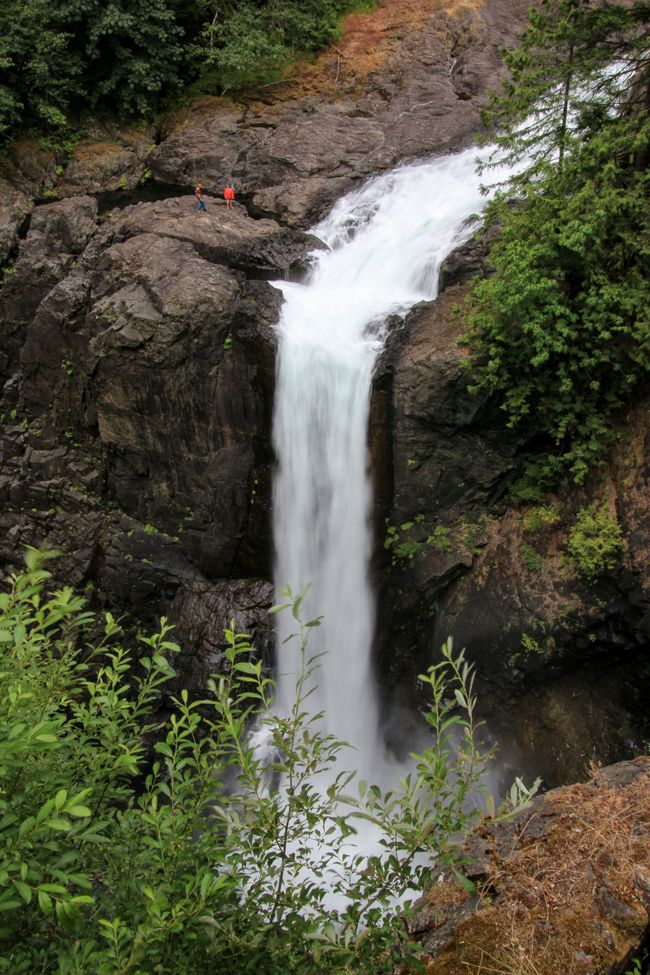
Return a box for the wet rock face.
[408,757,650,975]
[372,233,650,786]
[376,285,519,521]
[0,193,320,665]
[169,577,275,691]
[370,276,521,683]
[0,0,534,680]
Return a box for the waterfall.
[272,145,507,778]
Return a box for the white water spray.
[272,145,509,778]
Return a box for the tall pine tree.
[481,0,650,184]
[466,0,650,493]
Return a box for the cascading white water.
[272,145,509,778]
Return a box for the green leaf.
[12,880,31,904]
[234,661,260,676]
[37,890,53,915]
[46,818,72,832]
[453,869,477,896]
[67,805,91,819]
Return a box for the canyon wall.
[1,0,648,783]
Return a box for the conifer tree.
[467,0,650,492]
[482,0,650,184]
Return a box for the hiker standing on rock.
[195,181,206,213]
[224,183,235,209]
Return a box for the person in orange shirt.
[224,183,235,208]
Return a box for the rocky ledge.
[407,757,650,975]
[371,230,650,786]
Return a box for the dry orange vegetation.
[253,0,483,101]
[410,759,650,975]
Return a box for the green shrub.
[521,543,543,573]
[0,551,535,974]
[385,517,454,564]
[384,521,422,564]
[426,525,453,554]
[522,504,561,534]
[568,504,624,579]
[521,633,544,656]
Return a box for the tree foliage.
[0,0,83,137]
[57,0,187,117]
[465,0,650,495]
[0,0,372,141]
[483,0,649,179]
[0,551,534,974]
[194,0,369,90]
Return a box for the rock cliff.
[372,236,650,786]
[0,193,291,672]
[1,0,648,785]
[0,0,533,677]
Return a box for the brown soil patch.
[410,759,650,975]
[249,0,483,103]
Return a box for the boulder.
[0,179,32,265]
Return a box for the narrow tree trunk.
[558,41,574,172]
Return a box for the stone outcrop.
[0,192,319,662]
[372,230,650,786]
[408,757,650,975]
